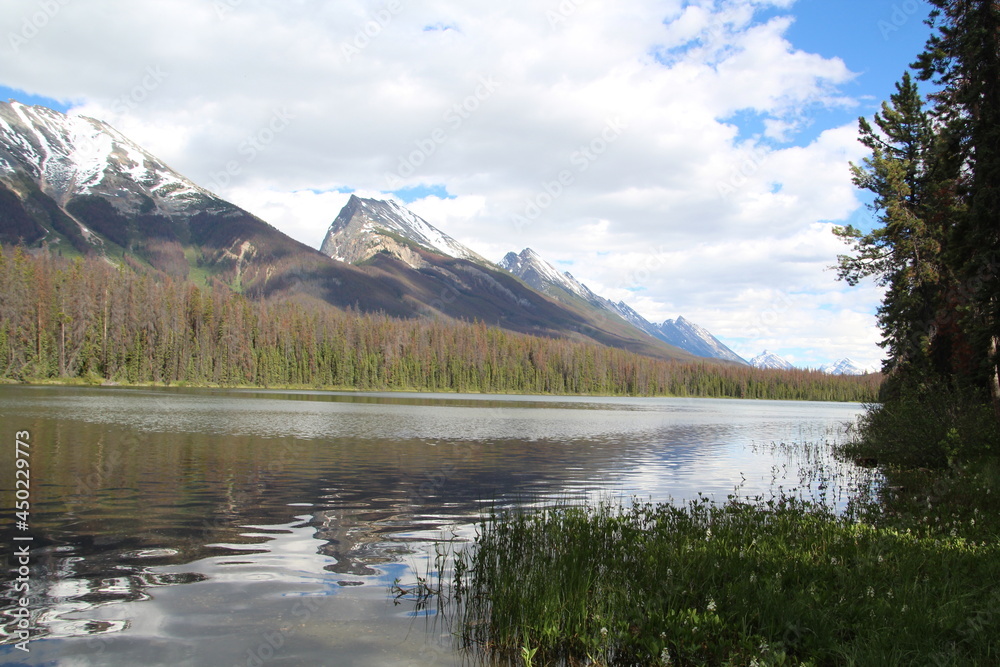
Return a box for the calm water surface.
[0,386,867,666]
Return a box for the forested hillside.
[0,246,879,400]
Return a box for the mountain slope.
[0,102,699,361]
[657,317,748,364]
[500,248,747,364]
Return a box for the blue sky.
[0,85,69,111]
[0,0,937,370]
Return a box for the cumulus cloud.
[0,0,883,368]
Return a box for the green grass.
[443,424,1000,667]
[184,245,224,288]
[452,497,998,666]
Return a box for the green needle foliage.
[836,0,1000,425]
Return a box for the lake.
[0,386,870,666]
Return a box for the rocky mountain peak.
[0,101,213,213]
[821,358,869,375]
[750,350,794,371]
[320,195,487,267]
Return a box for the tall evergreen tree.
[913,0,1000,415]
[834,73,953,382]
[838,0,1000,418]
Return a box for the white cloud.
[0,0,883,368]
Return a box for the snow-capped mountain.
[500,247,747,364]
[0,102,702,360]
[0,101,422,310]
[658,317,748,365]
[750,350,794,371]
[0,100,302,284]
[820,358,870,375]
[0,101,213,213]
[608,300,667,340]
[321,195,487,268]
[499,248,599,301]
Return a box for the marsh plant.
[443,437,999,666]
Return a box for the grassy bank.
[3,374,876,402]
[447,429,1000,666]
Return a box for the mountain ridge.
[0,101,868,371]
[499,247,748,364]
[314,201,695,360]
[0,101,699,361]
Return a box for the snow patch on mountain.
[750,350,794,371]
[658,317,748,364]
[0,101,214,210]
[820,358,871,375]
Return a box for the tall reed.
[450,456,999,665]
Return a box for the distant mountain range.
[0,101,866,371]
[0,102,704,360]
[318,196,695,360]
[0,102,701,362]
[498,248,747,364]
[749,350,873,375]
[820,358,871,376]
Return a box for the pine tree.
[835,72,954,383]
[913,0,1000,415]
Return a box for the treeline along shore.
[0,245,879,400]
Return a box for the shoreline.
[1,377,874,403]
